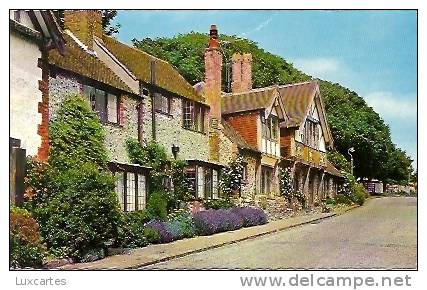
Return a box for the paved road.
[145,197,417,270]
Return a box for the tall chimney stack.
[64,10,102,51]
[204,24,223,161]
[231,52,252,93]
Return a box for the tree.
[53,10,121,36]
[134,32,414,183]
[327,150,351,173]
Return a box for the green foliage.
[126,139,169,193]
[126,138,193,209]
[327,150,350,173]
[133,32,309,90]
[10,207,46,268]
[204,198,235,210]
[352,183,367,206]
[116,211,151,248]
[219,155,244,196]
[166,209,196,240]
[146,191,168,221]
[134,32,413,183]
[25,95,122,261]
[142,227,162,244]
[49,95,109,170]
[335,172,367,206]
[170,159,193,202]
[334,194,353,205]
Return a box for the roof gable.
[277,80,333,146]
[222,85,286,119]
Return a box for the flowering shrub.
[219,155,245,196]
[10,207,46,268]
[144,220,173,243]
[193,209,243,235]
[230,207,268,227]
[165,210,195,240]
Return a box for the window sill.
[182,126,206,135]
[102,121,124,129]
[155,109,173,118]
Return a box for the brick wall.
[37,55,49,161]
[280,128,293,157]
[224,112,259,149]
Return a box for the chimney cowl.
[209,24,219,49]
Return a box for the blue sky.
[114,10,417,168]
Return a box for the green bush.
[334,194,353,205]
[146,191,168,220]
[10,207,46,268]
[116,211,151,248]
[49,95,108,170]
[143,227,162,244]
[352,183,367,206]
[204,198,235,210]
[25,95,122,261]
[166,209,196,240]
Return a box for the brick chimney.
[204,24,223,162]
[231,53,252,93]
[204,24,223,123]
[64,10,102,51]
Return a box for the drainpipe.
[150,60,157,141]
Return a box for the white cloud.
[292,57,341,76]
[364,91,416,120]
[241,17,274,37]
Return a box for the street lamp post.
[348,147,355,176]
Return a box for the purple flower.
[230,207,268,227]
[193,209,243,235]
[145,219,173,243]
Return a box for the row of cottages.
[201,25,343,205]
[10,10,342,211]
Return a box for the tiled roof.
[277,81,318,128]
[100,35,205,104]
[221,120,259,152]
[48,32,134,94]
[221,86,277,115]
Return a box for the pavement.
[61,207,350,270]
[145,197,417,270]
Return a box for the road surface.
[144,197,417,269]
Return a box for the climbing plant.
[219,155,245,197]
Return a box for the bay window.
[185,164,219,199]
[110,163,149,212]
